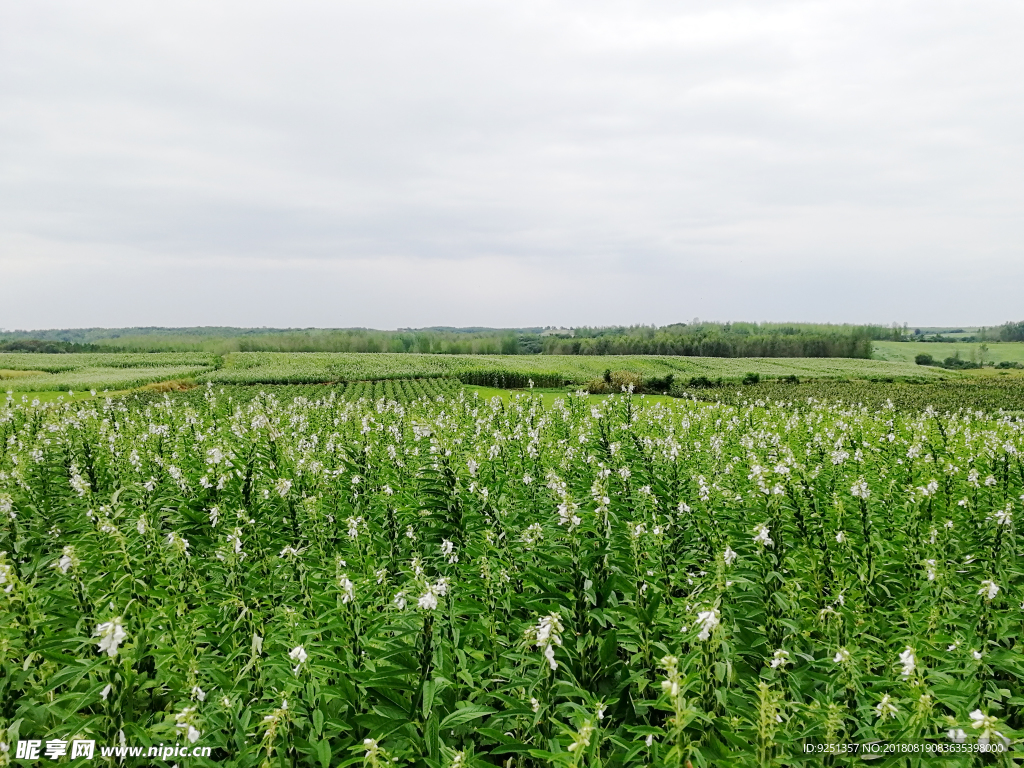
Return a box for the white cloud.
[1,0,1022,327]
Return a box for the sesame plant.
[1,385,1023,767]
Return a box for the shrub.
[643,373,674,393]
[685,376,720,389]
[584,370,644,394]
[915,354,934,366]
[742,372,760,385]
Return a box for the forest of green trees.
[0,321,1019,358]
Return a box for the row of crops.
[0,366,215,394]
[136,379,464,407]
[0,352,216,372]
[197,352,946,388]
[2,384,1023,766]
[0,353,217,393]
[0,351,947,395]
[679,377,1024,415]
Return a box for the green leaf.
[439,705,497,730]
[316,739,332,768]
[422,678,436,720]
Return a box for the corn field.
[2,386,1023,766]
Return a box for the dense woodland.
[1,321,1021,357]
[0,322,909,358]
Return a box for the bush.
[584,370,644,394]
[643,373,674,393]
[685,376,721,389]
[780,374,800,384]
[915,354,934,366]
[943,356,979,370]
[742,372,760,385]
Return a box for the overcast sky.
[1,1,1022,330]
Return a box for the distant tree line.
[0,321,933,359]
[540,323,883,358]
[1000,322,1024,342]
[0,339,106,353]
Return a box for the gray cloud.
[1,0,1022,328]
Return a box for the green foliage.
[999,322,1024,342]
[196,352,945,390]
[915,354,934,366]
[0,323,894,359]
[0,353,216,392]
[678,376,1024,414]
[876,340,1024,367]
[3,386,1024,767]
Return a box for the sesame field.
[0,351,948,399]
[3,382,1024,767]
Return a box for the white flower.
[0,560,15,593]
[525,613,564,670]
[289,645,308,664]
[94,618,128,658]
[723,546,737,566]
[440,538,458,563]
[992,507,1013,526]
[835,531,846,544]
[101,683,113,700]
[56,545,76,574]
[434,576,449,596]
[769,649,790,669]
[850,479,870,499]
[753,524,774,548]
[696,608,720,641]
[530,697,540,713]
[833,648,850,663]
[970,709,1009,749]
[339,574,355,604]
[275,478,292,498]
[418,588,438,611]
[174,706,200,743]
[393,591,407,610]
[191,685,206,702]
[979,579,1000,601]
[522,523,544,546]
[165,532,190,557]
[924,559,937,581]
[875,694,898,720]
[899,646,916,678]
[947,728,966,743]
[973,650,983,660]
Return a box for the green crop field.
[677,376,1024,414]
[0,353,215,393]
[874,341,1024,366]
[3,382,1024,767]
[199,352,946,389]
